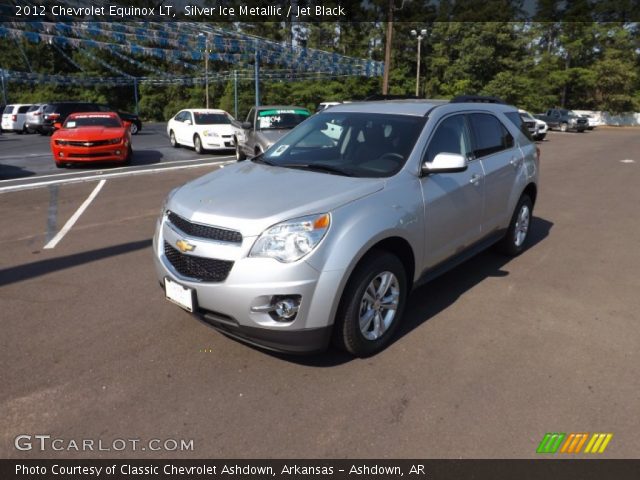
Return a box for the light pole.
[199,33,210,108]
[410,28,427,97]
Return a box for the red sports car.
[51,112,133,168]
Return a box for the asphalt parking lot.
[1,128,639,459]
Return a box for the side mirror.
[422,153,468,175]
[184,120,192,126]
[53,122,62,130]
[123,121,132,129]
[241,121,252,130]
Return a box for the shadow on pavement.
[273,216,554,367]
[0,164,35,180]
[0,239,152,287]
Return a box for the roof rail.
[450,95,506,104]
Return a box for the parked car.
[24,104,47,133]
[0,104,4,134]
[1,104,32,133]
[581,113,597,130]
[167,109,236,153]
[153,97,539,356]
[519,109,547,141]
[97,104,142,134]
[534,108,587,132]
[233,106,311,160]
[50,112,133,168]
[41,101,101,135]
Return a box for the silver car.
[153,99,539,356]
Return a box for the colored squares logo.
[537,433,613,454]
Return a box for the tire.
[169,130,179,148]
[333,251,408,357]
[130,122,139,135]
[55,161,64,169]
[559,122,568,132]
[496,194,533,256]
[235,139,246,161]
[123,146,133,165]
[194,135,204,154]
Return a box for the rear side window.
[468,113,514,158]
[18,106,30,114]
[505,111,534,141]
[44,104,57,113]
[27,105,40,112]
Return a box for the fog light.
[274,299,299,320]
[59,152,64,157]
[115,150,121,155]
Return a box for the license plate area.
[164,277,196,312]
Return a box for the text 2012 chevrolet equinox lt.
[153,98,539,356]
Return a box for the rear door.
[467,112,520,234]
[17,105,31,129]
[420,113,485,268]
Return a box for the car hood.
[53,127,126,140]
[257,129,290,145]
[168,161,384,236]
[195,124,235,135]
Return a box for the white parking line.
[0,159,236,194]
[43,180,106,249]
[0,155,234,184]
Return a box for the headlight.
[55,139,68,146]
[250,213,330,263]
[106,137,123,145]
[160,187,179,215]
[203,130,220,137]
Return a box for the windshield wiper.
[283,163,354,177]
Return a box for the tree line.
[0,3,638,120]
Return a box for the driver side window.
[424,115,471,163]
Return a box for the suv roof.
[325,97,517,117]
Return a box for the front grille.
[167,211,242,244]
[67,140,113,147]
[164,242,233,282]
[69,152,112,158]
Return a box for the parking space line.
[0,159,235,194]
[43,180,106,250]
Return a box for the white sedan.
[167,109,237,153]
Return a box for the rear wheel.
[496,194,533,256]
[333,251,407,357]
[560,122,568,132]
[130,122,139,135]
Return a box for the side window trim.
[420,113,475,168]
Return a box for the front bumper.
[202,137,235,149]
[52,143,129,163]
[153,214,344,354]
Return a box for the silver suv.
[153,98,539,356]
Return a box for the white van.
[1,104,33,133]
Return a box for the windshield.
[257,109,310,130]
[64,115,122,128]
[194,113,231,125]
[260,112,426,178]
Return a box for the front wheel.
[194,135,204,154]
[130,122,139,135]
[559,122,568,132]
[169,130,179,148]
[496,195,533,256]
[235,140,246,161]
[333,251,407,357]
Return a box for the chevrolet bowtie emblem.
[176,239,195,253]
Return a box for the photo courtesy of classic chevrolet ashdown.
[153,96,539,357]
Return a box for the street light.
[410,28,427,97]
[199,32,210,108]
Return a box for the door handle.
[469,174,481,185]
